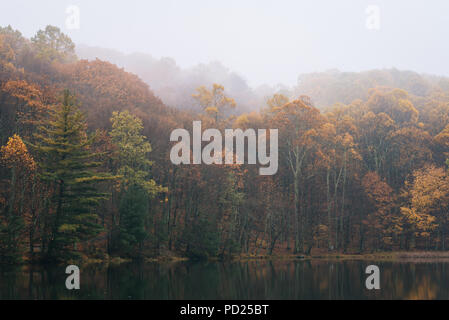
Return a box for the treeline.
[294,69,449,109]
[77,45,449,114]
[76,44,261,114]
[1,25,449,264]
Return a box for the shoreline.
[6,251,449,267]
[236,251,449,261]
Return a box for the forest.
[1,24,449,265]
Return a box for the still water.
[1,260,449,300]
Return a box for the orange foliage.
[0,134,36,172]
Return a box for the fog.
[76,44,276,112]
[2,0,449,110]
[2,0,449,86]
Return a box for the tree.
[218,170,245,256]
[361,172,399,251]
[0,25,27,74]
[366,88,419,126]
[117,184,149,258]
[401,165,449,249]
[110,110,164,195]
[271,98,325,253]
[109,110,165,257]
[259,176,286,255]
[55,59,167,130]
[31,25,76,63]
[1,80,49,141]
[192,83,236,122]
[266,93,289,114]
[184,212,219,260]
[32,90,113,261]
[0,134,36,263]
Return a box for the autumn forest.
[2,24,449,265]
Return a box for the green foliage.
[0,208,25,264]
[110,110,165,196]
[32,90,113,261]
[184,214,219,260]
[109,111,165,258]
[116,185,149,257]
[31,25,75,63]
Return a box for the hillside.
[1,25,449,264]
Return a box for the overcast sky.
[1,0,449,86]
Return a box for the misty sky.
[1,0,449,86]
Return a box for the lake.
[1,259,449,300]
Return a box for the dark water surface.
[1,260,449,299]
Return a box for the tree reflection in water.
[0,260,448,300]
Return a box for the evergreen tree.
[109,111,165,257]
[33,90,112,261]
[117,184,148,257]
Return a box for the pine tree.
[32,90,113,261]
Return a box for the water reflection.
[1,260,449,300]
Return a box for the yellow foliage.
[0,134,36,172]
